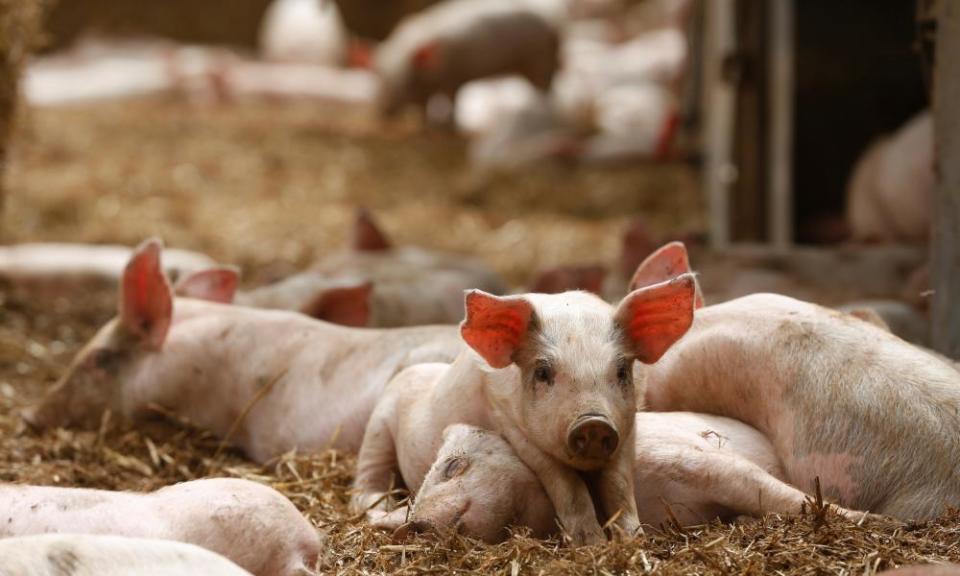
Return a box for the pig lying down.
[0,242,215,297]
[385,419,866,542]
[244,209,507,327]
[25,239,462,462]
[636,243,960,519]
[0,478,319,576]
[352,275,698,545]
[0,534,252,576]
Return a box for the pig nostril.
[567,416,619,460]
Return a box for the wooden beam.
[703,0,736,249]
[767,0,794,250]
[932,0,960,358]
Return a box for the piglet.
[0,534,252,576]
[374,0,560,118]
[24,239,462,462]
[259,0,348,67]
[0,478,318,576]
[381,417,866,542]
[847,110,933,243]
[636,242,960,519]
[308,209,508,326]
[0,242,215,298]
[352,274,698,545]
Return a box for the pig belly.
[634,477,735,528]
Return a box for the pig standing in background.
[0,535,252,576]
[635,243,960,519]
[374,0,560,119]
[0,479,319,576]
[378,418,867,542]
[847,111,933,244]
[352,275,698,545]
[24,239,462,461]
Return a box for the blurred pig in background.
[847,110,933,244]
[373,0,561,121]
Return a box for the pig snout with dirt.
[352,275,698,545]
[385,416,866,542]
[0,534,253,576]
[374,0,560,118]
[23,239,462,462]
[634,242,960,520]
[847,110,933,244]
[0,478,319,576]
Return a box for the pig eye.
[533,363,554,386]
[616,360,632,385]
[443,457,469,480]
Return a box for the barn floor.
[1,97,958,575]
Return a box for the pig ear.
[174,267,240,303]
[412,41,441,71]
[530,265,607,295]
[352,208,392,252]
[301,281,373,327]
[615,273,696,364]
[120,239,173,351]
[460,291,533,369]
[628,241,705,308]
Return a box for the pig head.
[393,424,556,543]
[23,239,236,430]
[460,276,697,471]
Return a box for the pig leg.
[351,411,402,518]
[596,428,642,536]
[673,450,869,522]
[497,423,606,546]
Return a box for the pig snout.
[392,519,436,542]
[567,414,619,462]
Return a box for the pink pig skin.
[0,478,319,576]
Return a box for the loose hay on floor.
[2,282,960,576]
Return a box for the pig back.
[646,293,960,517]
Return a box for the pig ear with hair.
[174,266,240,304]
[120,238,173,351]
[615,273,697,364]
[629,241,705,308]
[353,208,392,252]
[461,291,534,369]
[301,281,373,327]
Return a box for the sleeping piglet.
[0,534,252,576]
[379,418,867,542]
[0,478,319,576]
[24,239,462,462]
